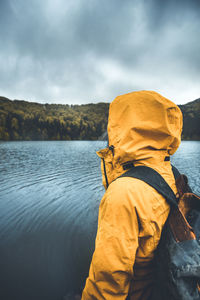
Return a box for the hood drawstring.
[109,145,115,157]
[102,146,115,189]
[102,158,109,189]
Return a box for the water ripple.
[0,140,199,300]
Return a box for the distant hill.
[0,96,109,141]
[0,96,199,141]
[179,98,200,140]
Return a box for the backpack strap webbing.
[171,165,180,181]
[119,165,178,207]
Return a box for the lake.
[0,141,199,300]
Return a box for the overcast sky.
[0,0,200,105]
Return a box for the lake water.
[0,141,199,300]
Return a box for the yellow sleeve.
[82,179,139,300]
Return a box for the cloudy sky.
[0,0,200,105]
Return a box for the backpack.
[119,165,200,300]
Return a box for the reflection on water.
[0,141,199,300]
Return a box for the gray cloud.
[0,0,199,104]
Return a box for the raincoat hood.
[97,91,183,189]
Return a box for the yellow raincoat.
[82,91,183,300]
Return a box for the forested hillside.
[180,98,200,140]
[0,96,199,141]
[0,97,108,140]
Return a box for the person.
[81,90,183,300]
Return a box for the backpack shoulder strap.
[171,165,180,180]
[119,165,178,207]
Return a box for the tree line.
[0,97,108,141]
[0,96,199,141]
[179,99,200,141]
